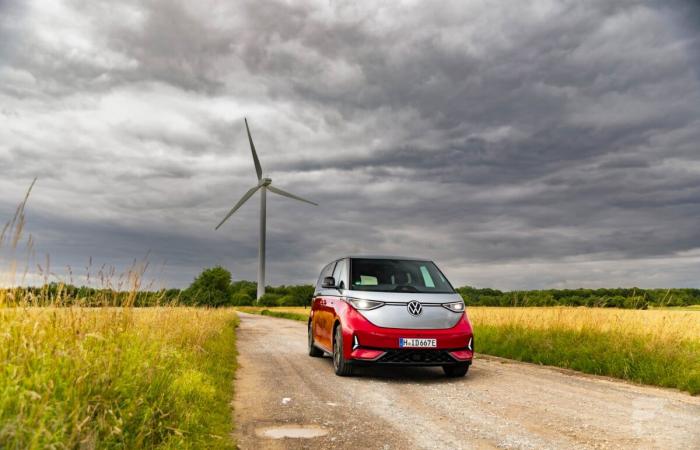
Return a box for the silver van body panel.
[344,290,464,330]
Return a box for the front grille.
[377,349,455,364]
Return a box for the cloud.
[1,0,699,289]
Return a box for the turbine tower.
[215,118,318,300]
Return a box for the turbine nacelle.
[259,177,272,187]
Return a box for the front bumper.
[341,305,474,365]
[351,348,472,367]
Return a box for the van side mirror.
[322,276,336,288]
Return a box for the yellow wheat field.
[468,307,700,341]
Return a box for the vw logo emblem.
[407,300,422,316]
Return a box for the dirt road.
[233,312,700,449]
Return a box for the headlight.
[442,301,465,313]
[348,298,385,310]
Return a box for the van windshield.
[349,259,455,293]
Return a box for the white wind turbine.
[215,118,318,300]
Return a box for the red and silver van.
[308,256,473,377]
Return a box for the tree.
[257,293,281,306]
[184,266,232,307]
[231,291,254,306]
[230,280,257,300]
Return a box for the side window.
[332,259,347,289]
[315,262,336,293]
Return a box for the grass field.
[0,307,238,449]
[237,305,700,394]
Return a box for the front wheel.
[443,363,470,377]
[333,325,353,376]
[308,322,323,357]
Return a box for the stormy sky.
[1,0,699,290]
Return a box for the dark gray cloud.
[1,0,699,289]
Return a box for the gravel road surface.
[233,312,700,449]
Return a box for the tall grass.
[0,307,238,449]
[1,180,239,448]
[0,178,36,292]
[238,305,700,394]
[470,307,699,394]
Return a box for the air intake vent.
[378,349,455,364]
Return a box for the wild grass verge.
[238,306,700,394]
[0,307,239,449]
[237,306,308,322]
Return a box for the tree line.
[3,266,699,308]
[179,266,314,307]
[456,286,700,308]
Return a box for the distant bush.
[183,266,232,307]
[227,282,314,307]
[265,284,314,306]
[230,280,257,301]
[230,291,254,306]
[257,293,281,306]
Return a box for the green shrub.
[231,292,254,306]
[183,266,232,307]
[257,293,281,306]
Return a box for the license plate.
[399,338,437,348]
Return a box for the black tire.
[333,325,353,376]
[443,363,470,377]
[308,322,323,357]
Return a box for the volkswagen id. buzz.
[308,256,473,377]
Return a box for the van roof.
[341,255,431,261]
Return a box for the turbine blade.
[268,185,318,206]
[245,118,263,180]
[215,185,261,230]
